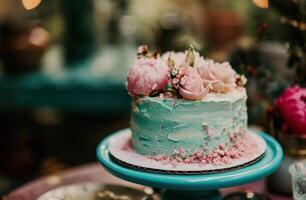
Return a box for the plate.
[37,183,159,200]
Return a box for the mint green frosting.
[131,89,247,156]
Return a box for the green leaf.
[185,45,196,67]
[167,54,175,68]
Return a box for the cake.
[126,45,256,165]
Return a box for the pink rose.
[127,57,169,96]
[162,51,186,68]
[179,64,208,100]
[274,86,306,136]
[197,59,237,93]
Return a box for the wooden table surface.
[3,162,292,200]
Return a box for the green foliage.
[270,0,306,86]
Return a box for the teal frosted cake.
[126,46,252,164]
[131,88,247,156]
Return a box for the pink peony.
[274,86,306,136]
[127,57,169,96]
[179,64,208,100]
[197,60,237,93]
[162,51,186,68]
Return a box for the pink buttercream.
[197,60,237,93]
[127,57,169,96]
[274,85,306,136]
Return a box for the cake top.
[127,45,246,101]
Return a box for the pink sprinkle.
[215,149,225,157]
[229,152,238,159]
[194,150,203,157]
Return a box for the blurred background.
[0,0,305,195]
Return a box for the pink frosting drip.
[147,134,259,166]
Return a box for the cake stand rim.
[96,128,283,191]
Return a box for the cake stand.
[96,130,283,200]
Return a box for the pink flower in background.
[275,86,306,136]
[179,64,208,100]
[127,57,169,96]
[197,60,237,93]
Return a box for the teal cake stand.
[96,130,283,200]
